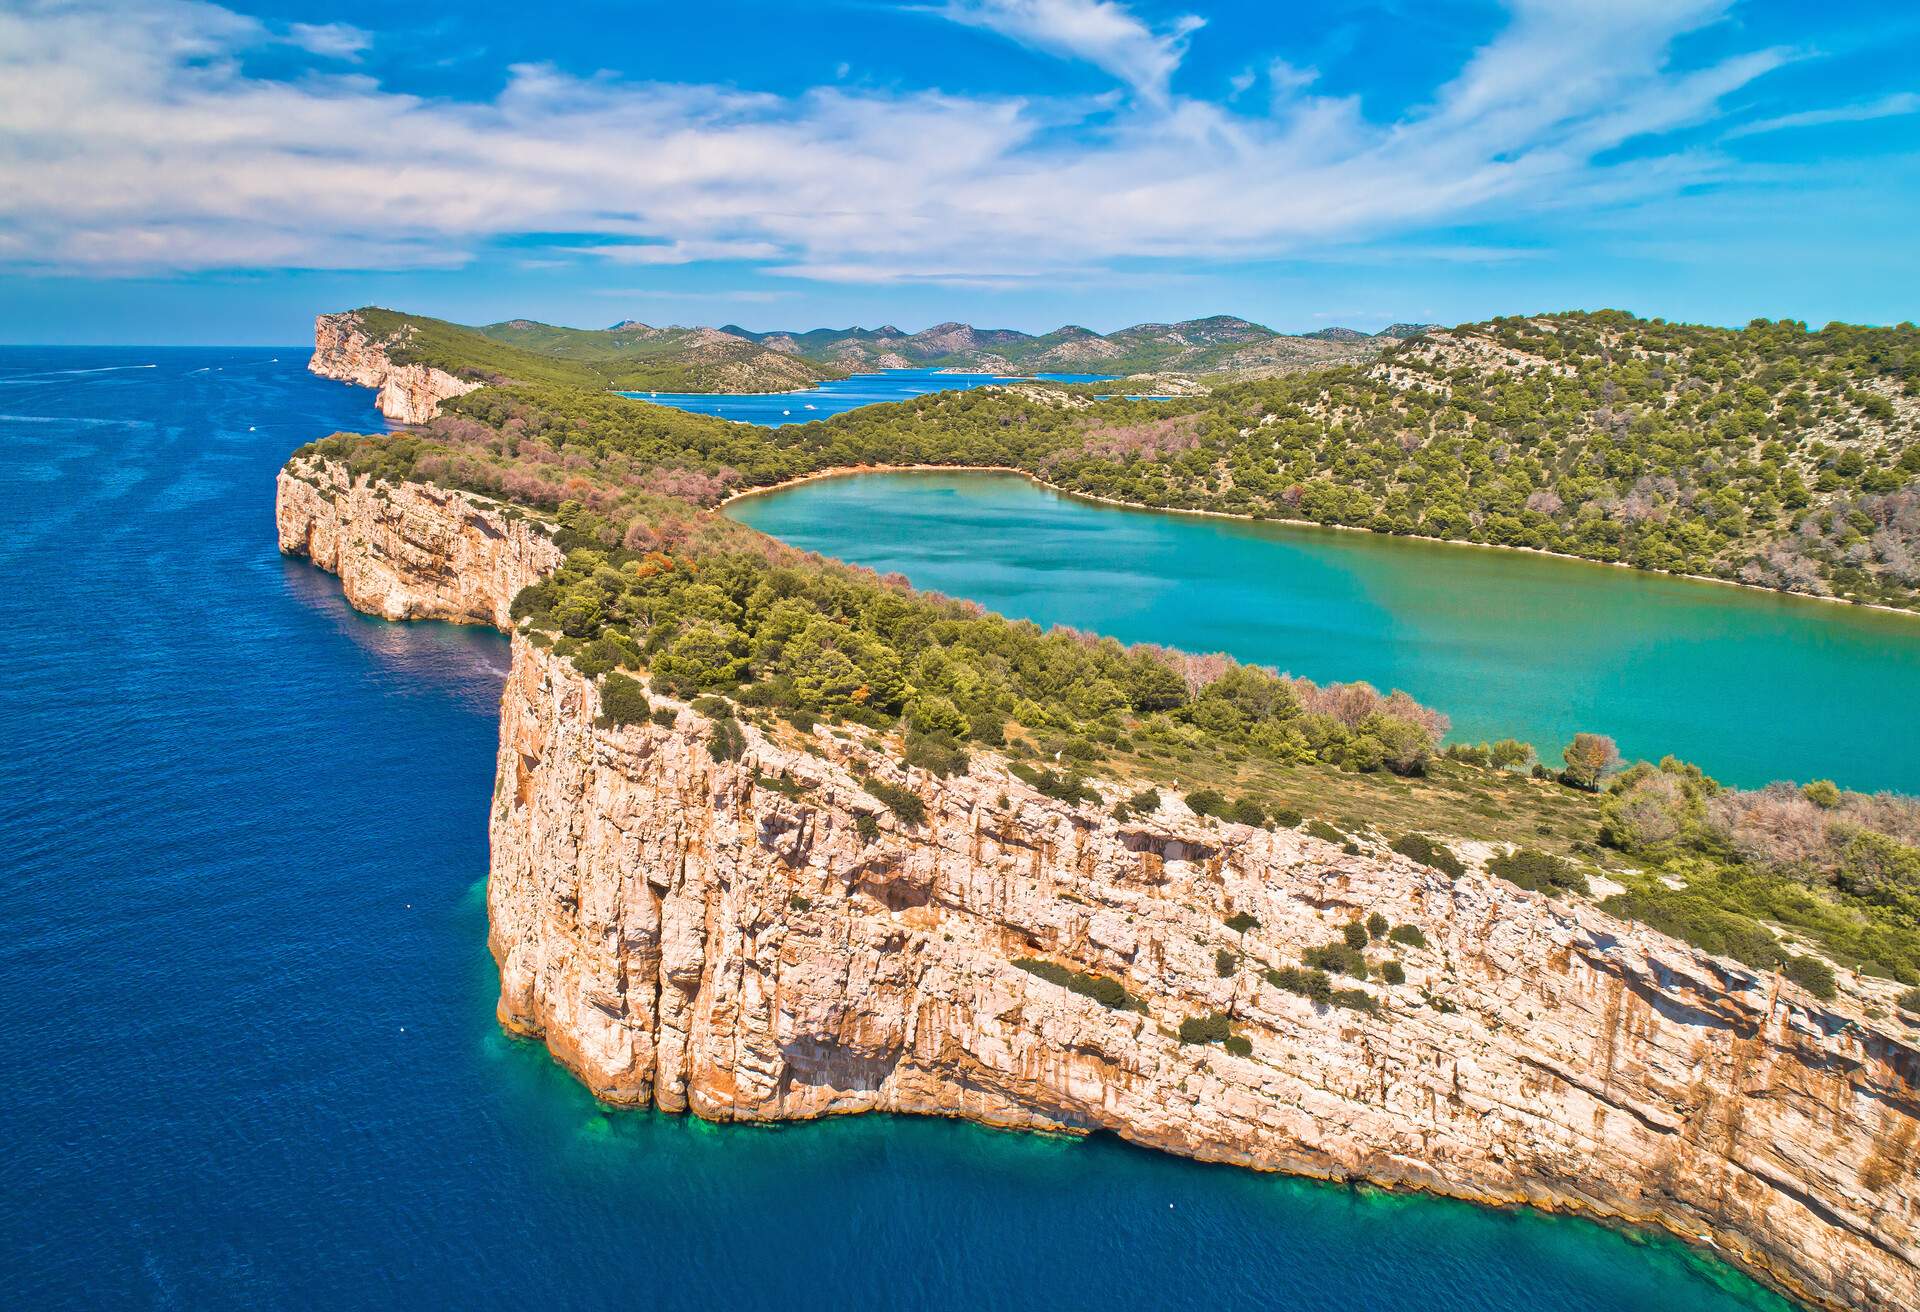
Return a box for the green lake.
[727,470,1920,794]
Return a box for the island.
[282,309,1920,1312]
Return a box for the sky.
[1,0,1917,343]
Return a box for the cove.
[727,469,1920,794]
[0,349,1797,1310]
[620,367,1116,425]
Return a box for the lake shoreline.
[721,463,1920,622]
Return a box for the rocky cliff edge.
[308,311,482,425]
[278,457,1920,1312]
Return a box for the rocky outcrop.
[275,456,560,628]
[308,312,481,424]
[283,461,1920,1312]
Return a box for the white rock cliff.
[278,458,1919,1312]
[308,311,481,425]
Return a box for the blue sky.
[2,0,1916,343]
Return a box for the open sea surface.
[0,348,1804,1308]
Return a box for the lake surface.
[0,349,1797,1309]
[729,470,1920,793]
[622,367,1114,424]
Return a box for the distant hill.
[717,314,1383,376]
[335,307,847,394]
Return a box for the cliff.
[275,455,560,627]
[309,311,482,424]
[280,458,1920,1312]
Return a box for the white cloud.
[285,21,370,60]
[1726,91,1920,139]
[936,0,1202,102]
[0,0,1792,282]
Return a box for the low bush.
[861,775,926,826]
[1488,847,1590,896]
[1012,957,1144,1012]
[1900,987,1920,1015]
[596,672,651,727]
[1269,806,1303,828]
[1304,942,1369,980]
[706,715,747,763]
[1178,1013,1233,1045]
[1224,911,1260,934]
[1215,949,1239,977]
[1381,960,1406,986]
[1781,953,1838,1000]
[1390,833,1465,877]
[1388,923,1428,950]
[903,729,969,778]
[1009,761,1098,805]
[1342,920,1369,950]
[1366,911,1389,940]
[1265,965,1333,1004]
[1305,818,1345,845]
[1330,988,1378,1014]
[1223,1035,1253,1057]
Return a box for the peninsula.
[282,309,1920,1312]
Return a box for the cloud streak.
[0,0,1790,283]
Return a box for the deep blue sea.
[621,367,1115,424]
[0,348,1797,1309]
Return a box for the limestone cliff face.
[308,312,481,424]
[284,462,1919,1312]
[275,456,560,628]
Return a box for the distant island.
[286,304,1919,1312]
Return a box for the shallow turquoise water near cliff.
[622,367,1115,424]
[730,470,1920,793]
[0,349,1799,1308]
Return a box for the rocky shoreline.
[278,454,1920,1312]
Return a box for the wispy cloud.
[285,21,371,61]
[935,0,1202,102]
[1726,91,1920,138]
[0,0,1796,283]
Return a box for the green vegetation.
[1381,960,1406,986]
[1388,924,1428,949]
[1224,912,1260,934]
[1390,833,1464,877]
[1266,965,1334,1004]
[1304,942,1369,980]
[343,307,843,393]
[1177,1013,1233,1044]
[1215,949,1239,977]
[595,672,651,727]
[1012,957,1144,1012]
[1487,848,1590,897]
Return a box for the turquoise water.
[622,367,1114,424]
[0,349,1799,1308]
[729,470,1920,793]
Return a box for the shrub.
[1488,848,1590,896]
[1388,923,1428,950]
[1390,833,1465,878]
[903,730,968,778]
[1900,987,1920,1015]
[1128,788,1162,814]
[1223,1035,1253,1057]
[596,673,651,727]
[1381,960,1406,986]
[1008,761,1098,805]
[650,706,679,728]
[1600,889,1783,970]
[1330,988,1378,1014]
[1781,954,1837,1000]
[1366,911,1389,940]
[706,715,747,763]
[1270,806,1303,828]
[1186,788,1228,818]
[1304,942,1368,979]
[1215,949,1239,977]
[1224,911,1259,934]
[787,893,813,912]
[1178,1013,1233,1045]
[1227,797,1267,826]
[1012,956,1144,1012]
[1342,920,1369,950]
[862,776,927,826]
[1266,965,1333,1003]
[854,813,880,844]
[1305,818,1345,844]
